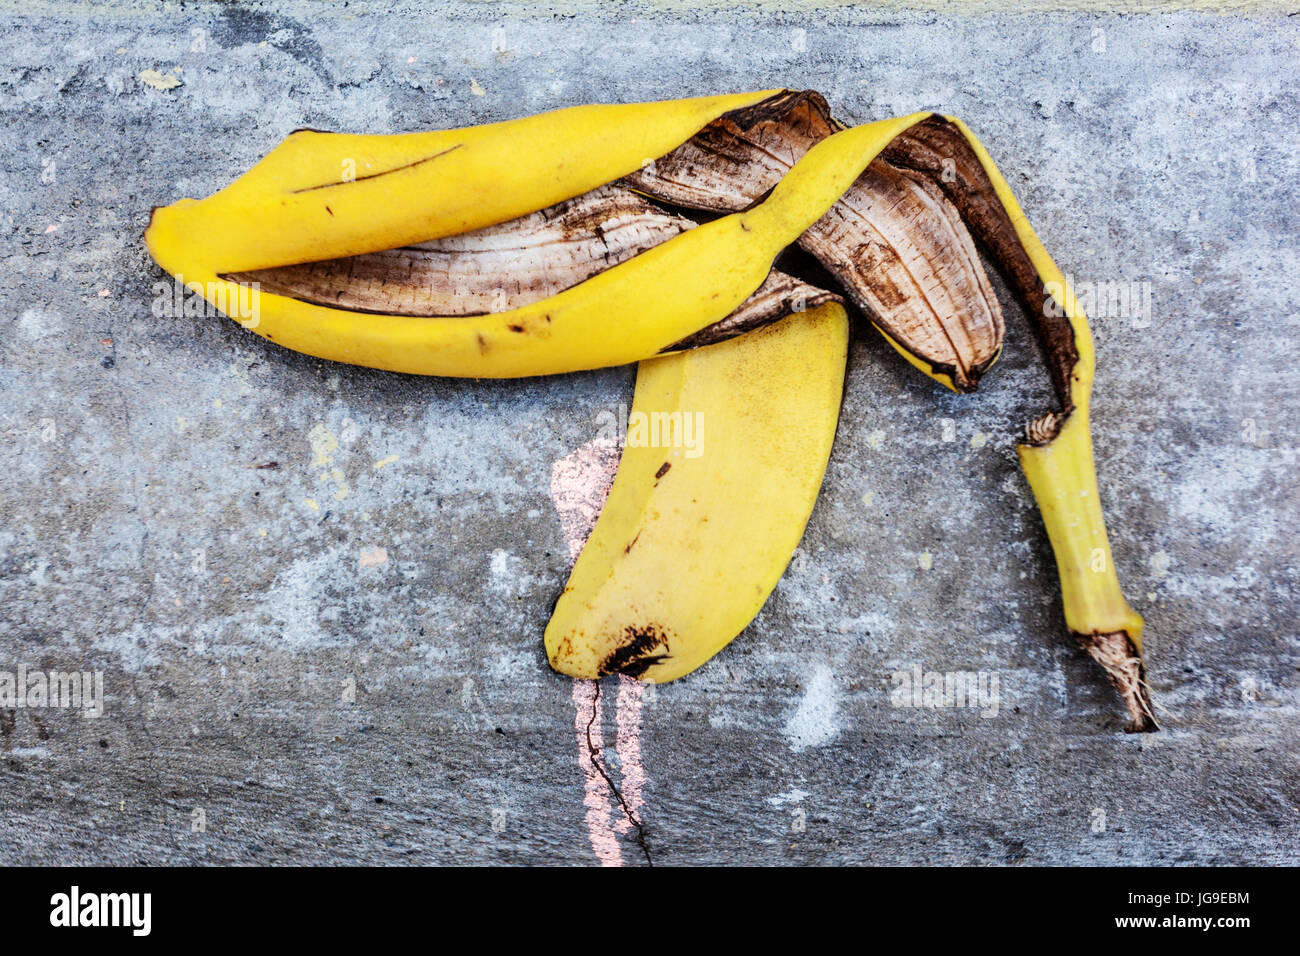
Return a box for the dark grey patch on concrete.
[210,4,331,86]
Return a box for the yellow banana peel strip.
[928,117,1154,732]
[145,103,924,377]
[547,303,849,682]
[144,91,1152,730]
[147,91,777,272]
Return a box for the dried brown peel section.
[232,183,835,343]
[626,90,839,213]
[799,162,1004,390]
[231,185,690,317]
[663,270,839,351]
[625,91,1005,391]
[1024,411,1068,446]
[881,117,1079,416]
[1078,631,1157,732]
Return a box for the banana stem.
[1019,412,1156,732]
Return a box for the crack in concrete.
[584,681,652,866]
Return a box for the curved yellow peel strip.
[546,303,849,681]
[145,106,925,378]
[872,323,961,393]
[945,117,1152,731]
[146,91,779,273]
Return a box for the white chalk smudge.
[768,788,809,807]
[262,550,342,650]
[1149,550,1171,579]
[489,549,512,577]
[17,308,61,340]
[549,437,620,562]
[784,664,841,751]
[570,679,621,866]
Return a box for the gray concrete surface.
[1,0,1297,865]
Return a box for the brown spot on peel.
[598,625,670,678]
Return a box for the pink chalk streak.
[551,437,649,865]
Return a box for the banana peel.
[145,102,923,377]
[884,116,1154,731]
[547,303,849,682]
[625,90,1005,392]
[144,91,1154,731]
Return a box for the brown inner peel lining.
[233,185,690,317]
[625,91,1006,392]
[879,116,1080,424]
[230,183,835,349]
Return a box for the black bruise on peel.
[598,625,670,678]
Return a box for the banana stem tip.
[1074,631,1159,733]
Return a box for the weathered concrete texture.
[0,1,1297,865]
